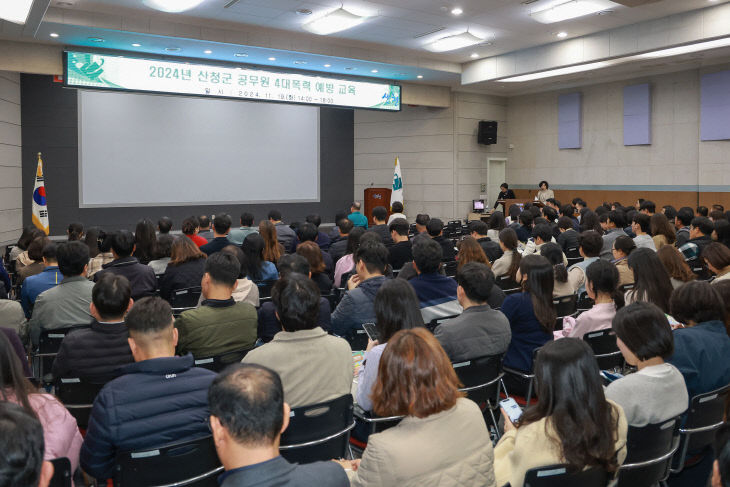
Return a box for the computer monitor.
[473,199,485,212]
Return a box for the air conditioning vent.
[611,0,662,6]
[413,27,446,39]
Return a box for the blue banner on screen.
[64,51,401,111]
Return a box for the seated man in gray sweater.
[434,262,511,363]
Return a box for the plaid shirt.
[679,236,712,262]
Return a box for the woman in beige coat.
[494,338,627,487]
[336,328,496,487]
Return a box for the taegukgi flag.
[391,156,403,209]
[32,152,50,235]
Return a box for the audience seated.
[368,206,392,245]
[487,211,506,241]
[387,201,407,225]
[415,213,430,234]
[470,220,503,263]
[93,230,157,301]
[86,229,114,279]
[494,338,627,487]
[600,210,628,260]
[0,332,83,474]
[329,219,354,264]
[631,213,657,251]
[296,223,334,278]
[0,297,25,338]
[157,216,172,235]
[52,274,134,383]
[556,216,580,251]
[567,230,603,294]
[219,246,260,306]
[673,207,694,248]
[651,213,676,250]
[435,262,510,363]
[657,245,696,289]
[667,281,730,401]
[305,214,332,251]
[258,255,330,344]
[339,328,496,486]
[200,213,233,256]
[333,227,365,287]
[357,279,423,412]
[331,242,388,339]
[703,242,730,284]
[515,211,533,243]
[182,216,207,248]
[227,212,258,246]
[147,234,174,276]
[0,402,55,487]
[540,242,573,297]
[20,239,58,317]
[427,218,456,260]
[175,253,257,358]
[198,215,214,242]
[243,274,352,408]
[611,235,636,288]
[606,302,688,426]
[348,201,368,229]
[17,236,49,285]
[387,218,412,270]
[29,241,94,347]
[80,297,216,480]
[492,228,521,281]
[258,220,285,264]
[559,260,623,340]
[208,364,349,487]
[408,238,462,322]
[522,224,560,259]
[697,206,710,217]
[712,422,730,487]
[501,255,555,380]
[10,225,44,263]
[268,210,297,253]
[132,218,157,265]
[242,233,279,282]
[296,241,331,293]
[159,236,207,302]
[625,248,673,313]
[679,216,714,264]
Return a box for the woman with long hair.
[656,245,695,289]
[650,213,676,249]
[456,237,490,270]
[487,211,506,240]
[159,236,206,302]
[296,241,332,293]
[258,220,284,263]
[333,227,365,287]
[494,338,627,487]
[67,222,84,241]
[702,242,730,284]
[539,242,572,297]
[339,328,496,486]
[626,248,674,312]
[492,228,521,281]
[501,255,555,376]
[714,219,730,248]
[611,235,636,288]
[580,210,603,234]
[13,227,45,268]
[241,233,278,282]
[0,332,83,472]
[133,218,156,265]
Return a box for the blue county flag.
[390,156,403,209]
[32,153,50,235]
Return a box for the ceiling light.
[88,37,105,42]
[556,31,568,38]
[0,0,33,24]
[530,0,617,24]
[165,47,181,52]
[50,32,59,38]
[142,0,205,13]
[204,49,212,54]
[234,52,248,57]
[268,57,276,61]
[425,31,484,52]
[132,43,141,47]
[302,8,366,35]
[371,69,378,73]
[323,64,331,67]
[470,52,479,58]
[417,75,423,79]
[635,37,730,59]
[344,67,355,70]
[294,60,307,64]
[451,7,463,15]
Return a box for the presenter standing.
[537,181,554,205]
[494,183,516,209]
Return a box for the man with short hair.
[157,217,173,235]
[227,212,258,246]
[29,241,94,347]
[94,230,157,301]
[493,183,516,209]
[415,213,430,234]
[631,213,656,250]
[697,206,709,217]
[0,402,54,487]
[208,364,349,487]
[243,274,352,408]
[331,242,388,339]
[20,241,60,318]
[200,213,233,256]
[556,216,580,251]
[522,224,565,261]
[427,218,456,260]
[257,254,331,343]
[409,238,462,322]
[80,297,216,481]
[434,262,511,362]
[388,218,413,270]
[175,253,257,358]
[347,201,368,229]
[679,216,714,263]
[305,214,331,251]
[198,215,214,242]
[600,210,628,260]
[52,273,134,383]
[369,206,393,245]
[569,230,603,295]
[639,200,655,215]
[545,198,561,212]
[469,221,503,263]
[328,219,353,264]
[268,210,297,253]
[675,207,694,248]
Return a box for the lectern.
[364,188,392,226]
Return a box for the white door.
[487,158,507,209]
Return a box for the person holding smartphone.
[494,338,627,487]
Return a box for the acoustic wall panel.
[623,83,651,146]
[701,70,730,141]
[558,92,582,149]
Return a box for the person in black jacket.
[328,219,353,265]
[94,230,157,301]
[159,237,207,302]
[388,218,413,270]
[469,220,503,263]
[80,297,216,481]
[200,213,233,256]
[369,206,393,246]
[493,183,516,209]
[556,216,580,252]
[52,273,134,383]
[427,218,456,261]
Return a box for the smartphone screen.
[500,397,523,423]
[362,322,379,342]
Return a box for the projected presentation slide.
[78,89,320,207]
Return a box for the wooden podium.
[497,198,544,213]
[364,188,392,225]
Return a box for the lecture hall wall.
[0,71,22,246]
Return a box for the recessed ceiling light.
[302,8,366,35]
[203,49,212,54]
[530,0,616,24]
[132,43,141,47]
[451,7,463,15]
[268,57,276,61]
[470,52,479,58]
[88,37,105,42]
[0,0,33,24]
[371,69,378,73]
[234,52,248,57]
[323,64,331,67]
[556,31,568,38]
[417,75,423,79]
[165,47,181,52]
[294,60,307,64]
[425,31,484,52]
[49,32,59,38]
[296,8,313,15]
[142,0,205,13]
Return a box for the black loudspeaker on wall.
[478,121,498,145]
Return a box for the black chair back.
[426,314,460,333]
[453,354,504,436]
[617,416,680,487]
[523,464,608,487]
[553,294,578,330]
[256,279,279,303]
[565,247,583,267]
[194,347,253,372]
[114,435,222,487]
[36,326,89,382]
[442,259,458,277]
[170,287,202,316]
[346,327,369,351]
[55,378,105,429]
[280,394,355,464]
[688,259,712,281]
[576,291,595,312]
[49,457,72,487]
[583,329,624,370]
[496,275,521,294]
